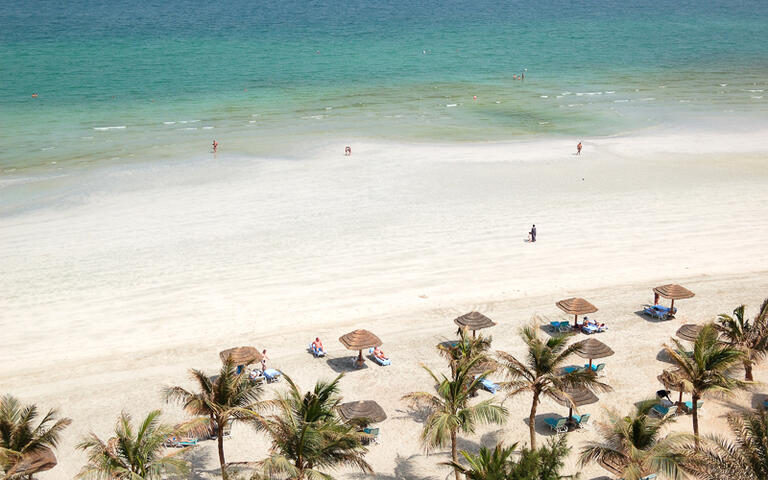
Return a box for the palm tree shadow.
[326,356,369,372]
[394,405,432,424]
[183,445,216,480]
[348,453,441,480]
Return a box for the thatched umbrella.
[5,447,57,477]
[339,329,382,365]
[676,324,703,342]
[556,297,598,328]
[552,385,599,423]
[219,346,263,367]
[338,400,387,424]
[597,456,625,477]
[658,369,690,413]
[574,338,615,368]
[653,284,695,313]
[454,311,496,338]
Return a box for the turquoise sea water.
[1,0,767,171]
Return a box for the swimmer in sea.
[212,140,218,153]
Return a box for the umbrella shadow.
[524,412,573,437]
[752,393,768,410]
[326,356,369,372]
[656,348,676,364]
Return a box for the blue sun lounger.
[563,365,583,374]
[643,304,676,320]
[650,403,676,417]
[474,375,499,394]
[544,417,568,433]
[369,348,391,366]
[309,343,326,357]
[263,368,282,383]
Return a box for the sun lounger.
[650,403,676,417]
[563,366,583,374]
[763,398,768,408]
[165,436,198,448]
[544,417,568,433]
[558,321,572,333]
[643,304,676,320]
[309,343,326,357]
[584,363,606,376]
[369,348,391,366]
[682,400,703,414]
[570,413,591,429]
[263,368,282,383]
[474,375,499,394]
[363,427,380,444]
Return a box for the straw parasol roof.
[556,298,598,316]
[597,456,625,477]
[676,324,703,342]
[220,346,263,366]
[454,312,496,332]
[574,338,614,361]
[553,386,600,408]
[654,284,695,300]
[5,447,57,477]
[339,329,382,350]
[338,400,387,423]
[657,370,689,393]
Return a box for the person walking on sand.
[212,140,218,153]
[344,146,351,156]
[529,224,537,242]
[576,141,582,155]
[261,349,269,373]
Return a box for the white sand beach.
[2,127,768,478]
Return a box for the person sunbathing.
[584,316,606,329]
[373,347,388,360]
[312,337,325,354]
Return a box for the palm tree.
[444,442,519,480]
[663,323,748,445]
[716,298,768,381]
[438,328,494,377]
[402,357,508,480]
[252,373,372,480]
[579,399,688,480]
[76,410,189,479]
[497,323,611,450]
[164,359,263,479]
[446,436,573,480]
[680,406,768,480]
[0,394,71,478]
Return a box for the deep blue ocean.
[1,0,767,170]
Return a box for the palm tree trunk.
[744,360,754,381]
[217,420,227,480]
[451,429,460,480]
[692,393,700,448]
[529,394,539,450]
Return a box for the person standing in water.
[577,141,582,155]
[212,140,218,153]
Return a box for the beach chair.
[558,321,572,333]
[682,400,704,414]
[549,321,561,333]
[178,437,198,447]
[584,363,606,377]
[363,427,380,444]
[641,475,658,480]
[563,365,584,374]
[474,375,499,394]
[650,403,674,417]
[368,348,391,366]
[544,417,568,434]
[263,368,282,383]
[309,343,326,357]
[571,413,591,429]
[763,398,768,408]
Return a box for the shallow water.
[2,0,767,171]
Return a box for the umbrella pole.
[473,329,476,339]
[358,350,363,364]
[574,314,578,328]
[568,406,573,423]
[671,299,676,314]
[589,358,593,369]
[676,390,684,413]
